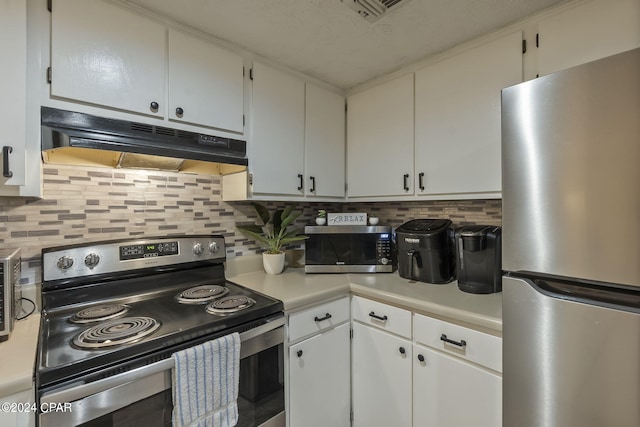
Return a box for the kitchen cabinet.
[351,296,502,427]
[51,0,166,117]
[287,297,350,427]
[351,297,412,427]
[538,0,640,76]
[414,31,522,197]
[304,83,345,198]
[346,74,414,198]
[0,388,35,427]
[0,0,27,192]
[168,29,244,133]
[250,61,305,196]
[413,313,502,427]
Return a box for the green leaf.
[236,224,263,234]
[236,227,271,247]
[279,236,308,245]
[251,202,270,225]
[280,209,302,230]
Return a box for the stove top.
[36,236,283,389]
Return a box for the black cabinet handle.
[314,313,332,322]
[2,146,13,178]
[150,101,159,111]
[297,174,304,191]
[369,311,388,321]
[440,334,467,348]
[309,176,316,193]
[418,172,425,191]
[175,107,184,116]
[403,173,410,191]
[417,354,425,362]
[297,350,303,358]
[399,347,406,355]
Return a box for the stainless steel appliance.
[501,47,640,427]
[455,225,502,294]
[304,225,394,273]
[395,219,455,283]
[36,236,285,427]
[0,248,21,341]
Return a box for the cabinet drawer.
[351,296,411,338]
[289,297,350,342]
[413,313,502,372]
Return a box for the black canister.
[455,225,502,294]
[395,219,455,284]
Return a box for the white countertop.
[227,255,502,334]
[0,314,40,397]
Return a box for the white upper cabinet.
[51,0,166,117]
[0,0,27,189]
[347,73,414,198]
[168,29,244,133]
[538,0,640,76]
[305,84,345,198]
[250,61,305,196]
[414,31,523,196]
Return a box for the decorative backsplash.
[0,165,501,287]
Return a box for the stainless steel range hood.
[41,107,248,174]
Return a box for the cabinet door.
[289,323,350,427]
[352,322,412,427]
[168,29,244,133]
[413,345,502,427]
[346,74,414,197]
[250,62,305,195]
[538,0,640,76]
[0,0,26,187]
[51,0,166,116]
[305,84,345,198]
[414,32,522,196]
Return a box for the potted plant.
[237,202,307,274]
[369,212,379,225]
[315,209,327,225]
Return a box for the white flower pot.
[315,217,326,225]
[263,252,286,275]
[369,217,379,225]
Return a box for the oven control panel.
[43,235,226,283]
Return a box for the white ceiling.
[124,0,567,89]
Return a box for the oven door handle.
[40,316,285,426]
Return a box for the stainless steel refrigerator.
[501,47,640,427]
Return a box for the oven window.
[78,391,172,427]
[305,234,378,265]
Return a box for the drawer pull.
[417,354,425,362]
[399,346,406,355]
[314,313,332,322]
[440,334,467,348]
[297,350,303,358]
[369,311,388,322]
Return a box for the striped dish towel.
[172,332,241,427]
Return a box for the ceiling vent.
[341,0,410,22]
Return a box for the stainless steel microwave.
[304,226,395,273]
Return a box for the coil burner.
[72,317,161,349]
[70,304,129,324]
[206,295,256,316]
[174,284,229,304]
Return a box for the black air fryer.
[455,225,502,294]
[396,219,455,284]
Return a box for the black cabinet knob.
[176,107,184,116]
[150,101,159,111]
[297,350,303,358]
[399,347,406,355]
[418,354,425,362]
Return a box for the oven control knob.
[208,241,218,253]
[380,257,389,265]
[56,256,74,270]
[193,242,204,255]
[84,253,100,269]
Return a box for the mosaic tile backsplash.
[0,165,501,287]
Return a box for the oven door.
[38,317,285,427]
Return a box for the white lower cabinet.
[287,297,350,427]
[352,321,412,427]
[413,345,502,427]
[351,297,502,427]
[0,388,36,427]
